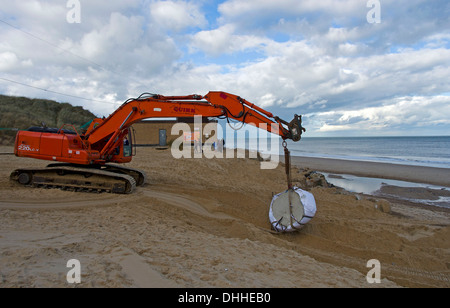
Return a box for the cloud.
[218,0,364,24]
[0,0,449,136]
[149,0,207,32]
[0,2,181,115]
[189,24,271,56]
[0,52,23,71]
[308,95,450,135]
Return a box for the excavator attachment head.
[288,114,305,142]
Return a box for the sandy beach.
[0,146,449,288]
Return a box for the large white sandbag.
[269,187,316,233]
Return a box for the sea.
[241,136,450,169]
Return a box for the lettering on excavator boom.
[174,107,195,113]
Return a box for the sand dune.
[0,146,449,288]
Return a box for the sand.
[0,146,449,288]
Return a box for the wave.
[288,151,450,169]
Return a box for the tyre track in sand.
[140,188,236,221]
[0,191,134,210]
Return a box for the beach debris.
[294,168,330,190]
[269,186,317,233]
[305,171,330,189]
[374,199,391,213]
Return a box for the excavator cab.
[123,129,133,158]
[111,128,135,163]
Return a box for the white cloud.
[309,95,450,134]
[259,93,277,108]
[77,13,145,59]
[0,52,19,71]
[0,4,181,115]
[0,51,33,72]
[190,24,270,56]
[149,0,207,32]
[0,0,449,136]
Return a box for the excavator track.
[46,163,147,187]
[10,166,136,194]
[100,164,147,186]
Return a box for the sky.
[0,0,449,137]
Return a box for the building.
[132,117,218,147]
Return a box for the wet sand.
[288,156,450,187]
[0,146,449,288]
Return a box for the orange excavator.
[10,91,305,193]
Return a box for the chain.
[282,141,292,190]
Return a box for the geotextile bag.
[269,187,316,233]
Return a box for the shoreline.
[285,155,450,188]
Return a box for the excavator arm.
[84,91,305,161]
[204,92,305,142]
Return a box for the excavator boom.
[84,91,302,152]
